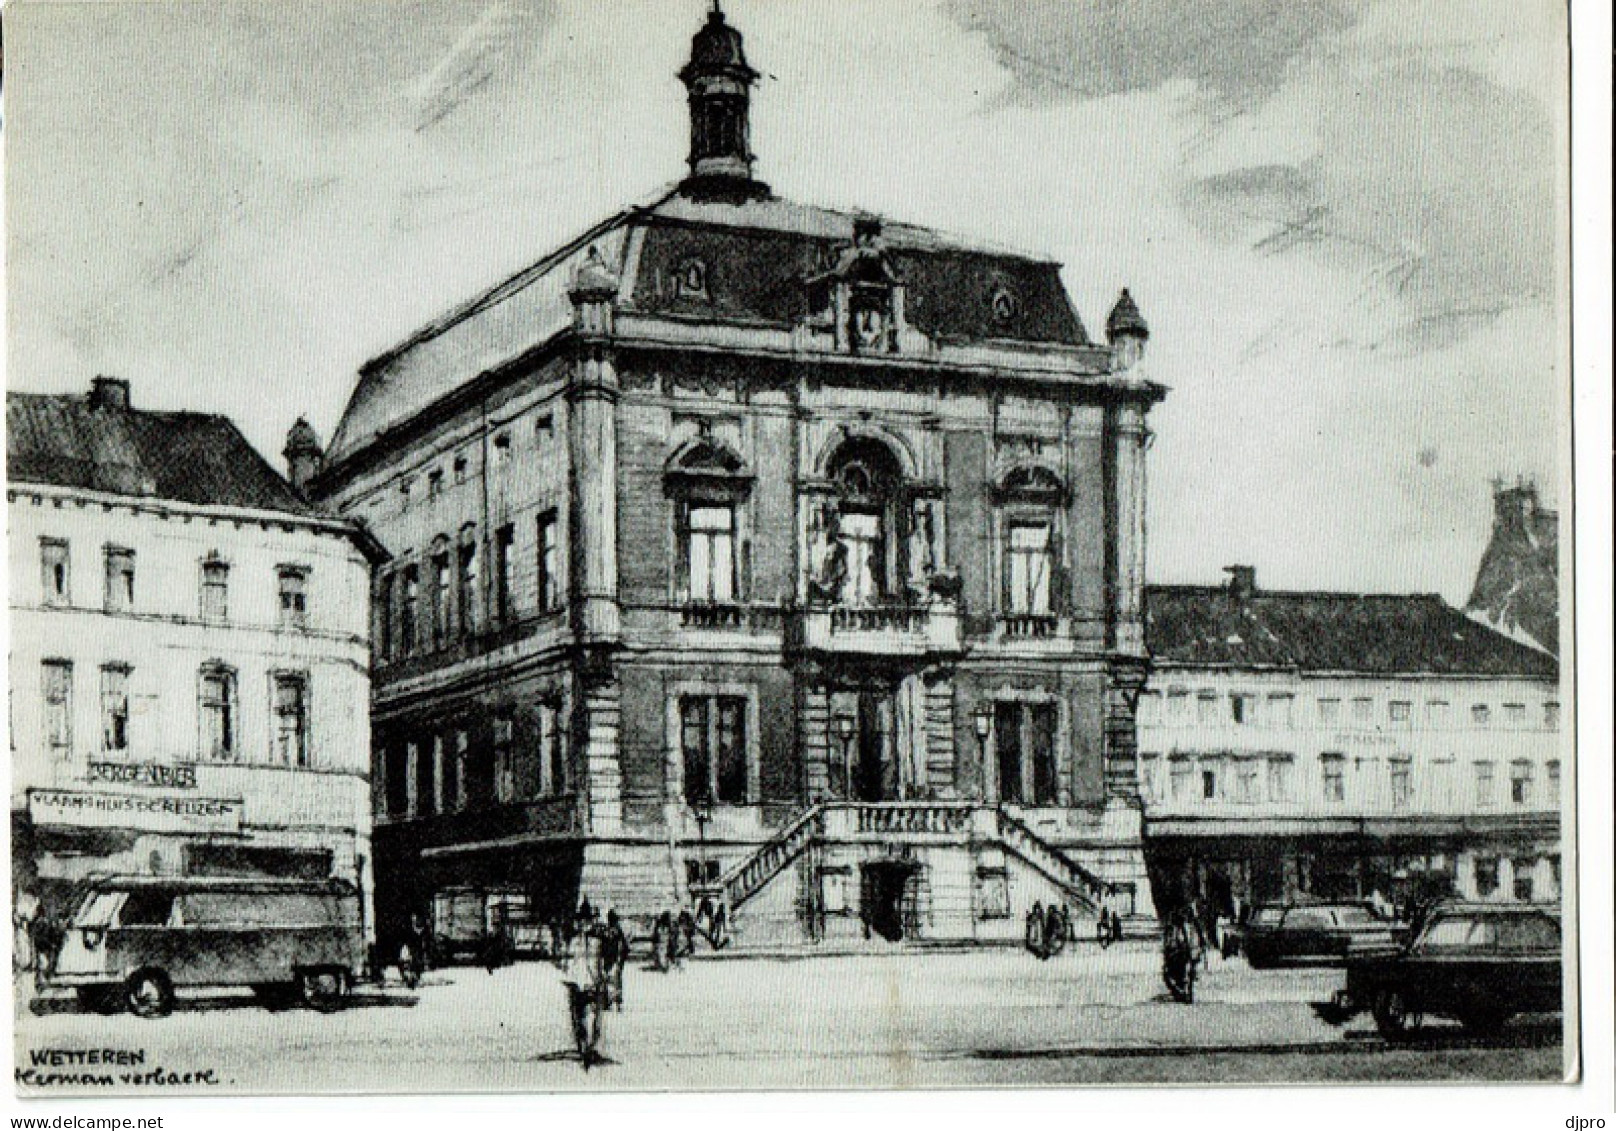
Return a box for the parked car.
[49,875,364,1017]
[1343,902,1562,1036]
[1240,900,1403,968]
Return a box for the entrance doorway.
[861,860,918,942]
[831,689,896,802]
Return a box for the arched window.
[814,438,906,604]
[198,663,238,762]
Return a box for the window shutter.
[1048,527,1068,614]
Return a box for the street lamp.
[973,704,994,798]
[693,796,714,890]
[834,712,856,798]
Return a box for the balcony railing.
[793,599,962,657]
[1000,614,1059,638]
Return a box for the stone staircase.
[995,808,1113,913]
[715,803,826,912]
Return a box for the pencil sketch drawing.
[8,0,1573,1093]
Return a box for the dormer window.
[989,284,1020,326]
[673,257,709,301]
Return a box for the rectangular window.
[680,694,749,805]
[1547,759,1561,801]
[1266,756,1293,803]
[100,665,130,753]
[1166,688,1190,722]
[200,560,229,622]
[1196,692,1218,725]
[1265,693,1294,727]
[376,574,394,658]
[1201,767,1217,801]
[1350,697,1372,723]
[1510,760,1533,805]
[385,743,409,817]
[41,539,70,606]
[1503,702,1527,728]
[417,733,438,817]
[494,525,515,623]
[1318,698,1341,724]
[1512,858,1536,902]
[492,432,512,468]
[427,469,443,498]
[537,511,562,612]
[448,730,469,812]
[685,504,736,603]
[1389,758,1412,809]
[1474,760,1495,806]
[1138,754,1160,801]
[104,547,135,613]
[277,567,309,630]
[1427,699,1450,727]
[453,456,468,484]
[1229,693,1256,725]
[1168,758,1192,801]
[272,674,309,767]
[1472,703,1491,727]
[493,712,516,803]
[43,660,73,757]
[539,701,566,797]
[1235,759,1259,803]
[1006,521,1053,615]
[1474,857,1500,898]
[1389,701,1412,726]
[1543,701,1560,729]
[200,667,237,761]
[1321,754,1345,803]
[400,565,420,651]
[535,414,554,441]
[431,550,451,648]
[1137,690,1161,727]
[457,540,478,639]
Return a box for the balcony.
[792,598,962,659]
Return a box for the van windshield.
[74,891,122,929]
[118,890,176,927]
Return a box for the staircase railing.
[717,804,825,912]
[996,808,1113,912]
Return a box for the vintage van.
[50,875,365,1017]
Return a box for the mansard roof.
[324,185,1094,469]
[7,391,318,517]
[1144,584,1559,679]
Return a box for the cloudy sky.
[5,0,1567,601]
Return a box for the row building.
[1137,567,1563,919]
[307,7,1165,949]
[7,379,383,931]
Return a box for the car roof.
[1429,901,1558,917]
[82,874,355,896]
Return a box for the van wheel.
[300,969,348,1012]
[125,970,174,1019]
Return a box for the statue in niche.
[906,499,935,597]
[807,504,848,604]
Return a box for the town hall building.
[309,8,1165,949]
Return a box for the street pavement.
[15,944,1567,1094]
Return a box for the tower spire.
[678,3,768,199]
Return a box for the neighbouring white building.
[8,378,385,935]
[1138,567,1563,917]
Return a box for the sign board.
[28,788,242,834]
[86,761,197,790]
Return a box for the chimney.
[89,376,131,410]
[1224,565,1256,598]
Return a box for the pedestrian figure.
[600,909,629,1011]
[650,911,673,972]
[1025,901,1046,959]
[1110,906,1125,945]
[676,908,698,962]
[28,909,64,990]
[1044,902,1067,957]
[13,892,38,978]
[557,911,607,1068]
[1097,907,1113,949]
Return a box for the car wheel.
[299,969,349,1012]
[125,970,174,1019]
[1372,988,1415,1037]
